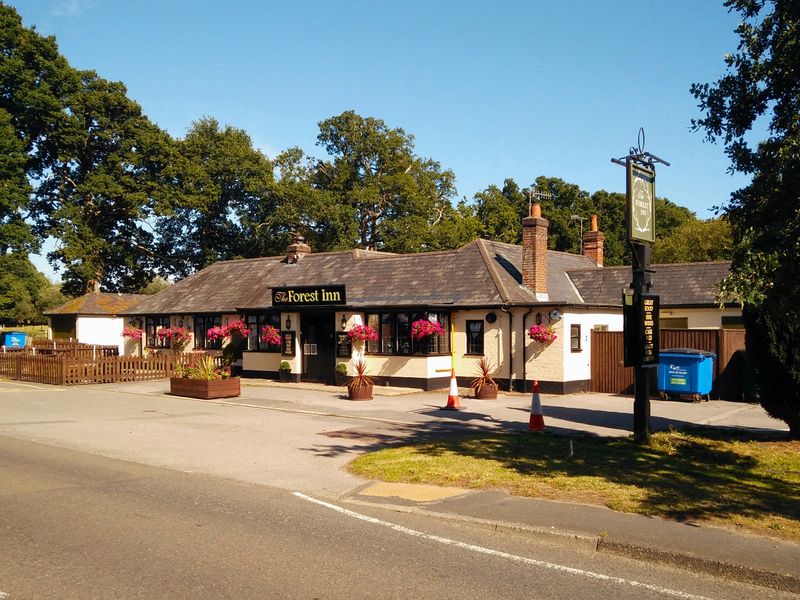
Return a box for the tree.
[156,117,273,278]
[652,218,733,263]
[0,253,49,324]
[473,179,526,244]
[29,71,174,295]
[0,3,78,254]
[241,147,357,257]
[315,111,468,252]
[691,0,800,437]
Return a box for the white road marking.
[293,492,715,600]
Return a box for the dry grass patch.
[348,429,800,541]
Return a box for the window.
[660,317,688,329]
[365,311,450,356]
[721,316,744,329]
[466,320,484,355]
[245,313,282,352]
[145,316,171,348]
[193,315,222,349]
[593,324,608,331]
[570,324,581,352]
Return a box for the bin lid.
[662,348,715,358]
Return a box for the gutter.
[500,304,513,391]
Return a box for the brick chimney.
[522,203,549,301]
[286,234,311,264]
[582,214,605,267]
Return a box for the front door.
[301,313,335,383]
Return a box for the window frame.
[193,314,222,350]
[570,324,582,353]
[365,311,451,356]
[465,320,485,355]
[145,316,171,349]
[244,313,282,352]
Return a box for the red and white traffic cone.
[443,368,462,410]
[528,380,545,431]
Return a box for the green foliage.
[188,355,221,381]
[472,178,694,266]
[652,218,733,263]
[0,253,51,324]
[30,71,174,295]
[140,277,172,295]
[157,117,273,278]
[315,111,472,252]
[336,362,348,375]
[0,3,77,254]
[692,0,800,436]
[279,361,291,371]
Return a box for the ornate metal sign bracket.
[611,127,671,169]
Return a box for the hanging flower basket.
[121,326,143,340]
[411,319,445,341]
[261,325,281,346]
[347,324,378,343]
[224,320,251,338]
[208,320,251,341]
[157,326,193,353]
[528,324,557,344]
[206,326,227,341]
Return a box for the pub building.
[127,205,623,393]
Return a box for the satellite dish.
[549,309,562,321]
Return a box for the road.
[0,399,791,599]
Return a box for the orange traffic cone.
[528,380,545,431]
[443,368,462,410]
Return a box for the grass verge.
[348,429,800,541]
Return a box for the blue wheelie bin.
[2,331,27,349]
[658,348,715,402]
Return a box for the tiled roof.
[128,239,602,315]
[45,292,148,316]
[567,262,731,307]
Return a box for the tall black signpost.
[612,129,669,443]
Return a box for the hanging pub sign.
[623,291,660,367]
[626,162,656,244]
[272,285,346,306]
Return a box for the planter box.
[473,382,498,399]
[347,383,373,401]
[170,377,240,399]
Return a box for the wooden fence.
[590,329,747,399]
[30,340,119,358]
[0,353,224,386]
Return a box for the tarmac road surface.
[0,420,794,598]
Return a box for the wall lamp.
[340,315,347,330]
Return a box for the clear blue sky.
[13,0,748,279]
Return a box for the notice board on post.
[624,292,660,367]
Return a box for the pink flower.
[260,325,281,346]
[411,319,445,340]
[122,326,143,340]
[346,324,378,342]
[528,324,557,344]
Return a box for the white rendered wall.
[560,310,623,384]
[75,316,125,354]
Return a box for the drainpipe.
[521,307,533,394]
[500,304,513,391]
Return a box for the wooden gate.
[590,329,746,399]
